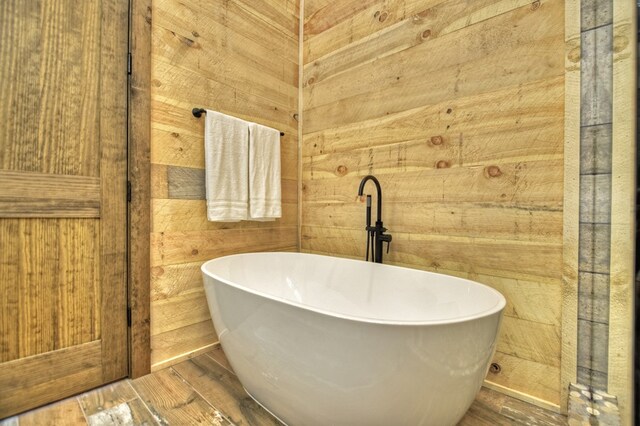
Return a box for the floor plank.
[206,344,235,373]
[173,354,280,426]
[18,398,87,426]
[131,367,232,425]
[85,399,158,426]
[77,381,138,417]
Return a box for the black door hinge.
[128,52,132,75]
[127,307,132,327]
[127,180,132,202]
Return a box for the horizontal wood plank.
[151,289,212,335]
[303,202,562,244]
[151,261,207,301]
[153,200,298,233]
[485,351,561,409]
[151,164,298,203]
[151,320,218,369]
[301,226,562,280]
[303,76,564,157]
[152,226,298,266]
[151,127,298,179]
[0,341,103,417]
[0,171,100,217]
[497,316,561,368]
[303,159,563,207]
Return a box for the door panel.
[0,0,129,417]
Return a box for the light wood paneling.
[303,0,565,410]
[561,0,580,412]
[149,0,300,367]
[607,1,636,422]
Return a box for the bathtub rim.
[201,252,506,327]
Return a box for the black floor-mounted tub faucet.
[357,175,392,263]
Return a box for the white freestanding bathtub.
[201,252,505,426]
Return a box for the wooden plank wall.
[302,0,566,410]
[150,0,300,369]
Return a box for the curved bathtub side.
[203,273,503,426]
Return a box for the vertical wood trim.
[297,0,304,251]
[100,0,130,382]
[561,0,581,414]
[129,0,152,378]
[608,1,636,422]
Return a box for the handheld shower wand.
[365,195,372,261]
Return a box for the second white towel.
[249,122,281,220]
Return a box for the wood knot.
[171,132,180,138]
[489,363,501,374]
[378,11,388,22]
[420,29,432,40]
[446,108,453,114]
[485,165,502,178]
[151,266,165,277]
[435,160,450,169]
[530,0,540,10]
[335,165,348,176]
[192,31,200,38]
[302,184,307,192]
[567,46,581,63]
[613,35,629,53]
[191,248,199,255]
[430,136,443,145]
[306,76,316,86]
[151,79,162,87]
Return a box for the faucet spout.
[357,175,382,222]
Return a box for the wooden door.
[0,0,129,417]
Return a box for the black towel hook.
[192,108,284,136]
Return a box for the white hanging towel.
[204,110,250,222]
[248,122,281,220]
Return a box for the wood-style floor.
[1,345,567,425]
